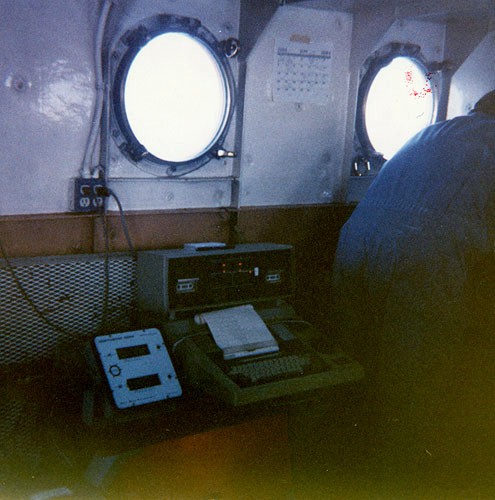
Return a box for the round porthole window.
[354,43,437,173]
[365,56,435,159]
[111,15,237,175]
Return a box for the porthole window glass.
[124,32,227,163]
[365,56,434,160]
[111,15,236,175]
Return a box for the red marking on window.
[405,70,432,99]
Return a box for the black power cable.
[96,186,136,257]
[96,185,138,332]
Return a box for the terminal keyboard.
[227,354,310,386]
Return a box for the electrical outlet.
[73,178,106,212]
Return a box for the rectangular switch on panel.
[72,177,106,212]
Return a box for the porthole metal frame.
[110,14,237,176]
[353,42,438,175]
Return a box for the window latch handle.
[214,149,236,159]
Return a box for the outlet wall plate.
[72,178,106,212]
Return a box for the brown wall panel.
[92,209,232,253]
[0,206,353,259]
[237,205,353,263]
[0,214,94,258]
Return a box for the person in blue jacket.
[332,90,495,493]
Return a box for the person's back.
[332,92,495,494]
[357,111,495,246]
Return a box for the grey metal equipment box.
[137,243,295,319]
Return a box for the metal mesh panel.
[0,253,137,366]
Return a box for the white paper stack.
[195,304,279,360]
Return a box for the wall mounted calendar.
[273,40,333,105]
